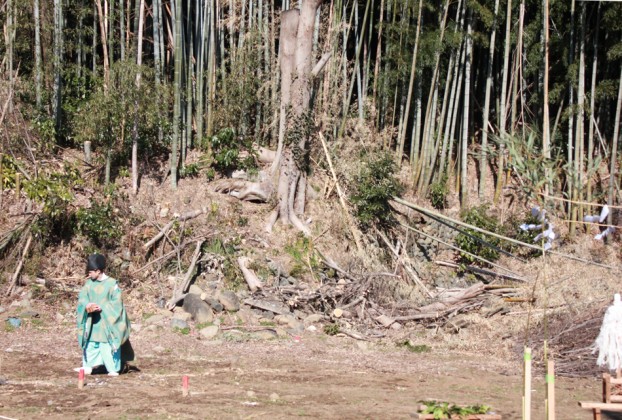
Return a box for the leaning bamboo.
[392,197,618,269]
[319,132,364,253]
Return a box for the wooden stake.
[524,347,532,420]
[78,368,85,389]
[15,172,20,197]
[182,375,189,397]
[84,141,92,164]
[546,360,555,420]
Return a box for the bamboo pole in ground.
[546,360,556,420]
[524,347,532,420]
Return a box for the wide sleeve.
[76,283,90,348]
[100,280,131,351]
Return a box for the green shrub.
[419,401,492,419]
[76,201,122,248]
[454,204,500,265]
[428,175,449,210]
[208,128,257,173]
[323,323,340,336]
[351,153,403,230]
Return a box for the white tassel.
[595,226,616,241]
[594,294,622,371]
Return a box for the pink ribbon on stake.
[182,375,189,397]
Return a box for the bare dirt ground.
[0,311,603,420]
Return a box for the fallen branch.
[143,208,205,250]
[434,260,527,282]
[377,230,434,298]
[6,234,32,296]
[237,256,263,292]
[167,239,204,309]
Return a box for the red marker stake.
[78,368,85,389]
[182,375,189,397]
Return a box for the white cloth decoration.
[594,294,622,371]
[595,226,616,241]
[520,207,555,250]
[584,205,614,240]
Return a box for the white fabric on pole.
[595,226,616,241]
[594,294,622,371]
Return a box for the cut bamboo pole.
[319,132,363,253]
[524,347,532,420]
[546,360,555,420]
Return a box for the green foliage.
[71,61,171,178]
[428,175,449,210]
[351,153,403,230]
[207,128,257,173]
[284,233,320,278]
[493,130,558,202]
[179,163,201,178]
[323,323,340,336]
[174,327,191,335]
[419,401,492,419]
[454,205,500,265]
[75,200,122,249]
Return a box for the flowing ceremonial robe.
[77,274,131,373]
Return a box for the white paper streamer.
[584,205,614,240]
[594,294,622,371]
[521,207,555,250]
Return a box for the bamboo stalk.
[319,132,364,253]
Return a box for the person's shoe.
[107,372,119,376]
[73,367,92,375]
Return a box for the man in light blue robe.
[75,254,131,376]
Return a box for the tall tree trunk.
[479,0,500,199]
[34,0,42,110]
[172,0,183,188]
[542,0,550,194]
[608,66,622,228]
[95,0,110,91]
[460,9,473,206]
[395,0,422,165]
[572,3,586,234]
[269,0,324,234]
[494,0,512,204]
[587,4,601,208]
[53,0,64,131]
[131,0,145,195]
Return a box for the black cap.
[86,254,106,271]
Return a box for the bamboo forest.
[2,0,622,215]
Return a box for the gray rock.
[303,314,324,326]
[203,296,224,312]
[252,330,277,340]
[170,318,189,330]
[269,393,280,402]
[173,311,192,321]
[182,294,214,324]
[0,307,5,314]
[199,325,220,339]
[188,284,204,295]
[218,290,240,312]
[275,314,304,332]
[261,310,275,320]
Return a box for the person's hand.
[86,303,101,313]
